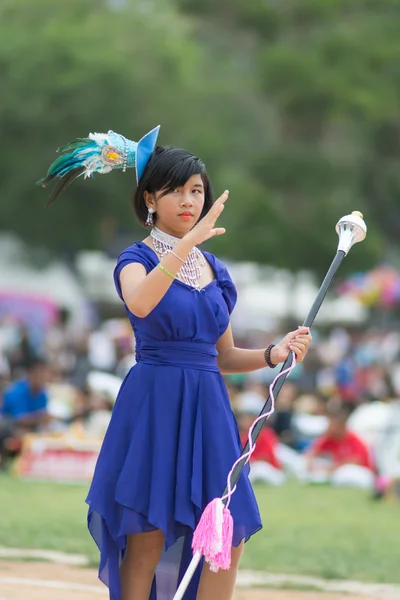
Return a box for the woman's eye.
[192,189,201,194]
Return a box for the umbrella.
[338,265,400,308]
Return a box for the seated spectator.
[1,357,50,433]
[0,357,50,467]
[291,393,328,451]
[271,381,298,448]
[8,324,37,379]
[237,395,285,486]
[305,404,374,489]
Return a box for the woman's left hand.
[271,327,312,365]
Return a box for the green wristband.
[158,263,176,280]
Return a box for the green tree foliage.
[1,0,399,274]
[1,0,257,255]
[0,0,193,252]
[177,0,400,272]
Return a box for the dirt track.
[0,560,375,600]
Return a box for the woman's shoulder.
[114,241,156,276]
[117,241,157,264]
[119,240,152,255]
[113,242,156,300]
[202,250,237,314]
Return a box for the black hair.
[327,403,352,421]
[25,356,47,371]
[133,146,214,227]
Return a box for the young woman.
[40,126,312,600]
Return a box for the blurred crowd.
[1,312,400,498]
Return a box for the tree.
[177,0,400,273]
[2,0,400,275]
[1,0,258,256]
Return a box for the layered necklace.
[150,226,206,289]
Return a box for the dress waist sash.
[138,340,219,372]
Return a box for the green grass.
[0,475,398,584]
[241,483,400,584]
[0,475,96,562]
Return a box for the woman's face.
[145,173,205,238]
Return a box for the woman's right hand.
[185,190,229,246]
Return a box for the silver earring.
[145,207,155,227]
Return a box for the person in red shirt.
[306,405,374,488]
[237,402,285,485]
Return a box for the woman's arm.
[216,324,272,374]
[216,324,312,374]
[120,236,195,318]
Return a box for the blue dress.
[86,242,262,600]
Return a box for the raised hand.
[271,327,312,364]
[185,190,229,246]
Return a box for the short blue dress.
[86,242,262,599]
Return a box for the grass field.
[0,475,398,584]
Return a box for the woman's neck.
[152,225,187,241]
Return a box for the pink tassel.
[192,498,223,559]
[209,507,234,572]
[192,498,234,572]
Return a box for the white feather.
[89,132,110,145]
[84,155,112,178]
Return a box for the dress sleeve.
[113,244,155,301]
[212,255,238,315]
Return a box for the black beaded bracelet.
[264,344,277,368]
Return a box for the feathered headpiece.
[38,125,160,205]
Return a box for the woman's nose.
[180,192,194,206]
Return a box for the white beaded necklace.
[150,226,206,289]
